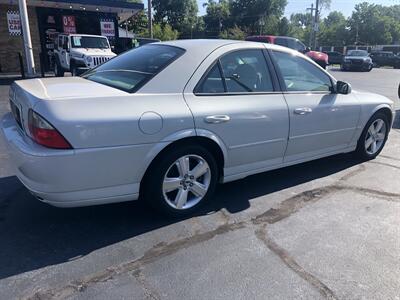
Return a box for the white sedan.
[1,40,395,216]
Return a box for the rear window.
[83,44,185,93]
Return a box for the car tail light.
[28,110,72,149]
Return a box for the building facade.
[0,0,143,73]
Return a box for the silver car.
[1,40,395,216]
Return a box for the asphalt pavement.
[0,68,399,300]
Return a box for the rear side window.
[195,49,274,94]
[83,45,185,93]
[197,64,225,94]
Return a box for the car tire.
[70,61,77,76]
[143,144,219,217]
[340,64,346,71]
[54,61,64,77]
[355,112,390,160]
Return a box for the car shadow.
[0,153,362,279]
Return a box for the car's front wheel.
[355,112,389,160]
[143,145,218,217]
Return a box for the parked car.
[53,33,117,77]
[246,35,329,68]
[370,51,400,69]
[2,40,394,216]
[325,51,343,65]
[341,50,373,72]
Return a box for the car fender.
[136,129,196,181]
[136,128,228,183]
[194,128,229,163]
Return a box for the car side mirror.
[336,81,352,95]
[302,47,311,54]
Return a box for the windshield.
[347,50,368,57]
[83,44,185,92]
[71,36,110,49]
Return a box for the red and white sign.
[62,16,76,34]
[7,11,21,36]
[100,20,115,38]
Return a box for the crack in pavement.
[24,163,400,300]
[379,155,400,162]
[131,268,161,300]
[366,160,400,170]
[254,225,338,300]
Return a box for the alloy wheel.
[162,154,211,210]
[365,119,386,155]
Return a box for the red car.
[246,35,329,69]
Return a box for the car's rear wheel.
[355,112,389,160]
[143,145,218,217]
[54,61,64,77]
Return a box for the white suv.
[53,34,117,76]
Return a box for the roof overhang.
[2,0,144,23]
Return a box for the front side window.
[196,49,273,94]
[83,44,185,93]
[272,51,332,92]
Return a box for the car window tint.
[83,45,185,93]
[219,50,273,93]
[275,37,288,47]
[197,64,225,94]
[272,50,332,92]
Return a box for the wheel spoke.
[176,157,189,177]
[371,141,377,153]
[190,161,209,179]
[376,133,385,141]
[163,178,181,193]
[175,188,188,209]
[190,182,207,198]
[375,120,384,133]
[365,137,374,149]
[368,127,375,136]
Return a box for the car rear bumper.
[1,113,141,207]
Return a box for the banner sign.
[62,15,76,34]
[7,11,21,36]
[100,19,115,38]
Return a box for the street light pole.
[18,0,35,77]
[147,0,153,38]
[307,3,315,48]
[313,0,320,50]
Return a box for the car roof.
[59,33,108,38]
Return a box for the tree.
[219,25,246,40]
[203,0,231,38]
[318,11,349,46]
[229,0,288,34]
[152,0,198,37]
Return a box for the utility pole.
[147,0,153,38]
[18,0,35,77]
[313,0,320,50]
[306,3,316,48]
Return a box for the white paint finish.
[1,40,395,208]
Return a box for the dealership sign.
[100,19,115,38]
[7,11,21,36]
[62,16,76,34]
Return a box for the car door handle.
[204,115,231,124]
[294,108,313,115]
